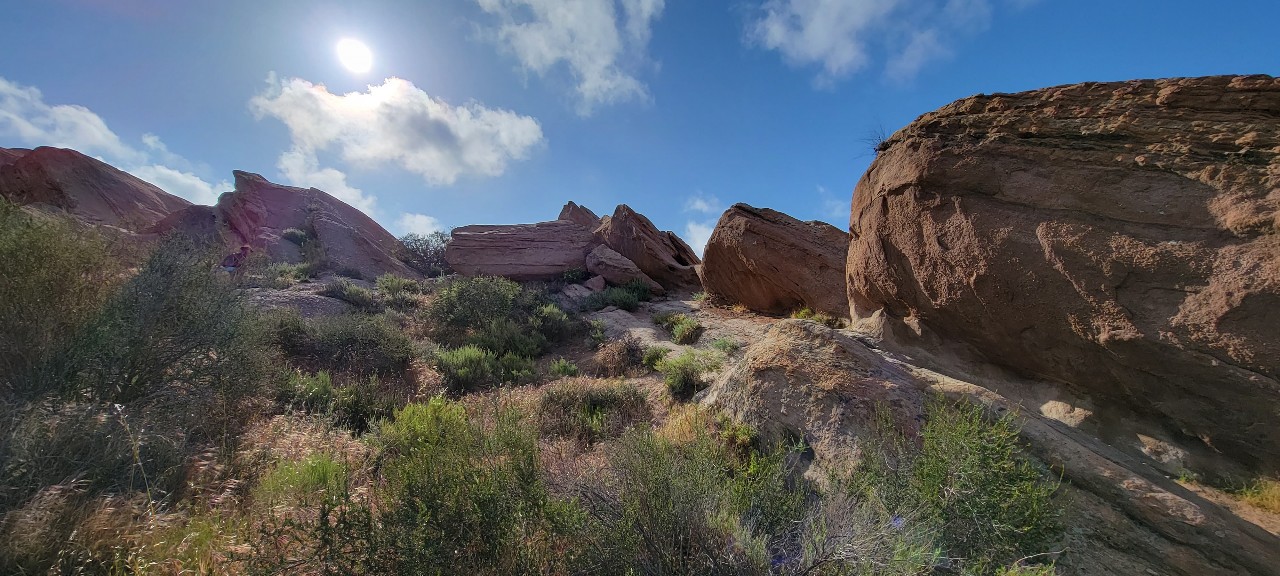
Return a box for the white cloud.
[749,0,1005,83]
[396,213,444,236]
[816,184,849,227]
[685,220,716,257]
[276,146,377,214]
[683,191,722,215]
[0,76,228,205]
[475,0,664,114]
[250,76,544,191]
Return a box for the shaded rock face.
[158,171,418,280]
[846,75,1280,474]
[701,203,849,316]
[704,320,1280,576]
[445,220,596,281]
[0,146,191,230]
[558,200,601,230]
[596,204,701,290]
[585,244,663,294]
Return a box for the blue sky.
[2,0,1277,252]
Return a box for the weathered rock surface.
[157,171,417,280]
[847,75,1280,475]
[558,201,601,230]
[704,320,1280,576]
[584,275,606,292]
[595,204,701,290]
[0,146,191,230]
[585,244,664,294]
[701,203,849,316]
[445,220,596,281]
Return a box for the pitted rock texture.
[0,146,191,230]
[595,204,701,290]
[846,75,1280,474]
[445,219,596,281]
[157,171,418,280]
[701,203,849,316]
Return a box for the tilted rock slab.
[701,203,849,316]
[445,219,597,281]
[847,75,1280,474]
[585,244,664,294]
[558,200,602,230]
[595,204,701,290]
[0,146,191,231]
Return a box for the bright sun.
[336,38,373,73]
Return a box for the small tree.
[399,231,452,277]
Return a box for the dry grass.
[1240,478,1280,514]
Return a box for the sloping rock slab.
[595,204,701,290]
[445,220,596,281]
[585,244,663,294]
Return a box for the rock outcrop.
[595,204,701,290]
[585,244,664,294]
[558,201,601,230]
[445,220,596,281]
[0,146,191,230]
[704,320,1280,576]
[701,204,849,316]
[157,171,417,280]
[847,75,1280,475]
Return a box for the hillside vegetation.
[0,200,1061,575]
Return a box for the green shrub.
[375,273,420,298]
[549,358,579,378]
[283,370,336,411]
[263,262,312,288]
[711,337,741,355]
[335,266,366,280]
[692,291,710,302]
[653,312,705,344]
[588,320,607,347]
[531,302,573,340]
[273,312,414,377]
[435,345,498,393]
[855,398,1062,574]
[253,453,349,507]
[657,350,718,398]
[562,268,589,284]
[592,335,644,376]
[539,382,650,444]
[429,275,521,332]
[642,346,670,371]
[792,307,845,328]
[468,318,549,358]
[583,286,640,312]
[399,231,452,277]
[320,278,381,312]
[282,371,399,433]
[281,227,309,246]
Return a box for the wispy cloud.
[396,212,444,236]
[475,0,664,115]
[748,0,1016,84]
[0,76,229,204]
[682,190,725,255]
[815,184,849,227]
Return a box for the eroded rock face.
[585,244,663,294]
[0,146,191,230]
[701,204,849,316]
[157,171,418,280]
[847,75,1280,474]
[558,201,601,230]
[595,204,701,290]
[704,320,1280,576]
[445,220,596,281]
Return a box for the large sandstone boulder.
[445,220,596,281]
[847,75,1280,475]
[704,320,1280,576]
[156,171,418,280]
[595,204,701,290]
[0,146,191,230]
[558,201,601,230]
[585,244,663,294]
[701,203,849,316]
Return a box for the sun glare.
[336,38,373,73]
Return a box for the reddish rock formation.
[847,75,1280,474]
[558,201,601,230]
[585,244,664,294]
[157,171,417,280]
[444,220,596,281]
[701,203,849,316]
[595,204,701,290]
[0,146,190,230]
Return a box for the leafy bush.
[549,358,580,378]
[792,306,845,329]
[531,302,573,340]
[592,335,644,376]
[273,312,414,377]
[583,286,641,312]
[375,273,420,298]
[562,268,589,284]
[588,320,607,347]
[642,346,670,371]
[281,227,309,246]
[262,261,313,288]
[854,398,1062,574]
[468,318,549,358]
[657,350,718,399]
[711,337,741,355]
[280,371,399,433]
[692,291,710,302]
[655,312,705,344]
[428,275,523,335]
[435,345,536,393]
[399,231,452,278]
[539,382,649,445]
[253,453,349,508]
[320,278,381,312]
